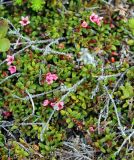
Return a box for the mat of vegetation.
[0,0,134,159]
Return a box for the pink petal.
[46,72,51,77]
[90,17,95,23]
[91,13,96,17]
[57,101,64,110]
[99,17,103,20]
[46,79,53,84]
[19,21,25,26]
[50,102,55,107]
[6,55,12,61]
[25,16,29,21]
[6,55,14,65]
[43,100,49,106]
[94,15,99,19]
[23,23,28,26]
[45,72,58,84]
[89,126,95,132]
[7,62,12,66]
[52,74,58,80]
[59,101,64,106]
[46,75,53,81]
[27,21,30,24]
[7,55,10,58]
[57,105,64,110]
[90,13,102,25]
[81,21,88,28]
[8,66,16,74]
[50,101,64,110]
[21,16,25,20]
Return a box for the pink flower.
[45,72,58,85]
[46,73,54,84]
[8,66,16,74]
[43,100,50,106]
[90,13,103,26]
[6,55,14,65]
[57,101,64,110]
[81,21,88,28]
[89,126,95,132]
[19,16,30,26]
[50,101,64,111]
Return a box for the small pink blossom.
[19,16,30,26]
[6,55,14,65]
[81,21,88,28]
[43,100,50,106]
[90,13,103,26]
[50,101,64,111]
[89,126,95,132]
[57,101,64,110]
[8,66,16,74]
[45,72,58,85]
[45,73,54,84]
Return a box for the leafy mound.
[0,1,134,159]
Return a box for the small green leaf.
[44,145,50,151]
[111,45,116,51]
[100,147,106,153]
[0,142,4,147]
[81,102,86,109]
[0,38,10,52]
[127,40,134,46]
[128,18,134,35]
[66,118,71,123]
[128,18,134,29]
[60,110,66,115]
[120,82,134,99]
[68,122,74,128]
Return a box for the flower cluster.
[90,13,103,26]
[45,72,58,85]
[43,100,64,111]
[6,55,16,74]
[81,12,103,28]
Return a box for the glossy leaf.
[0,38,10,52]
